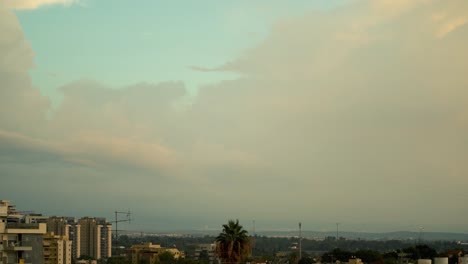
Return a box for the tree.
[198,250,211,264]
[298,256,315,264]
[402,245,437,260]
[321,248,352,263]
[355,250,383,263]
[216,219,251,264]
[107,256,132,264]
[78,255,95,260]
[158,251,176,264]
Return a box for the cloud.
[0,1,50,135]
[189,66,219,72]
[0,3,175,173]
[0,129,59,163]
[435,17,468,38]
[5,0,76,10]
[2,0,468,230]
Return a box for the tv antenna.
[112,210,131,240]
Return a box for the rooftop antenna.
[112,210,131,240]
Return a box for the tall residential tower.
[77,217,111,260]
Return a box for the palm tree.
[216,219,251,264]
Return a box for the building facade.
[194,243,217,263]
[43,233,72,264]
[0,200,47,264]
[77,217,111,260]
[47,216,81,261]
[46,216,111,261]
[127,243,182,264]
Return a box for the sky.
[1,0,468,233]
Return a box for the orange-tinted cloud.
[5,0,76,10]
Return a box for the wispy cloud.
[189,66,220,72]
[435,16,468,38]
[5,0,77,10]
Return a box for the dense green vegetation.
[112,234,466,264]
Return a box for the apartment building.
[47,216,111,261]
[47,217,80,261]
[0,200,47,264]
[77,217,111,260]
[43,233,72,264]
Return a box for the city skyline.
[1,0,468,233]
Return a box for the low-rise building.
[194,243,217,263]
[127,243,182,264]
[348,258,363,264]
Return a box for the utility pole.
[253,219,256,236]
[252,219,256,257]
[336,223,339,240]
[299,222,302,261]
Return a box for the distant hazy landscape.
[125,229,468,241]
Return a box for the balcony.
[6,223,39,229]
[5,222,46,234]
[4,241,33,251]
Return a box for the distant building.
[24,214,49,224]
[0,200,47,264]
[194,243,217,263]
[77,217,112,260]
[43,232,72,264]
[76,260,97,264]
[48,216,111,261]
[47,217,72,237]
[47,216,81,261]
[348,258,363,264]
[459,256,468,264]
[127,243,182,264]
[434,257,448,264]
[97,218,112,260]
[418,259,432,264]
